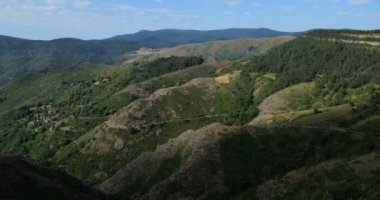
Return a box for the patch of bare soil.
[250,83,315,126]
[215,71,240,85]
[124,36,296,63]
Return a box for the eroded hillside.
[0,30,379,200]
[125,36,295,63]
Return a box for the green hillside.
[0,29,379,200]
[0,28,297,83]
[0,36,146,83]
[109,28,299,48]
[0,57,204,160]
[250,30,380,92]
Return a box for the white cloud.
[0,0,70,12]
[0,0,188,39]
[109,5,171,16]
[348,0,371,5]
[225,0,241,6]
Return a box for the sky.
[0,0,379,40]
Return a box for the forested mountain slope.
[0,28,297,83]
[0,35,142,83]
[109,28,299,48]
[0,29,379,200]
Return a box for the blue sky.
[0,0,379,40]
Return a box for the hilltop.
[109,28,299,48]
[124,36,295,63]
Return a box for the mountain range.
[0,28,298,83]
[109,28,300,47]
[0,29,379,200]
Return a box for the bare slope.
[250,82,319,126]
[125,36,295,63]
[106,78,218,131]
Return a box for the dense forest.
[253,37,380,89]
[239,36,380,108]
[305,29,380,42]
[109,28,298,48]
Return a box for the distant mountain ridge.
[108,28,301,48]
[124,36,295,63]
[0,28,299,83]
[0,35,142,83]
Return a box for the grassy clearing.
[292,104,352,126]
[118,63,219,96]
[350,115,380,133]
[257,82,318,115]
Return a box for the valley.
[0,29,379,200]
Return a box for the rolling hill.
[0,35,142,83]
[0,29,379,199]
[124,36,295,63]
[0,28,298,83]
[108,28,300,48]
